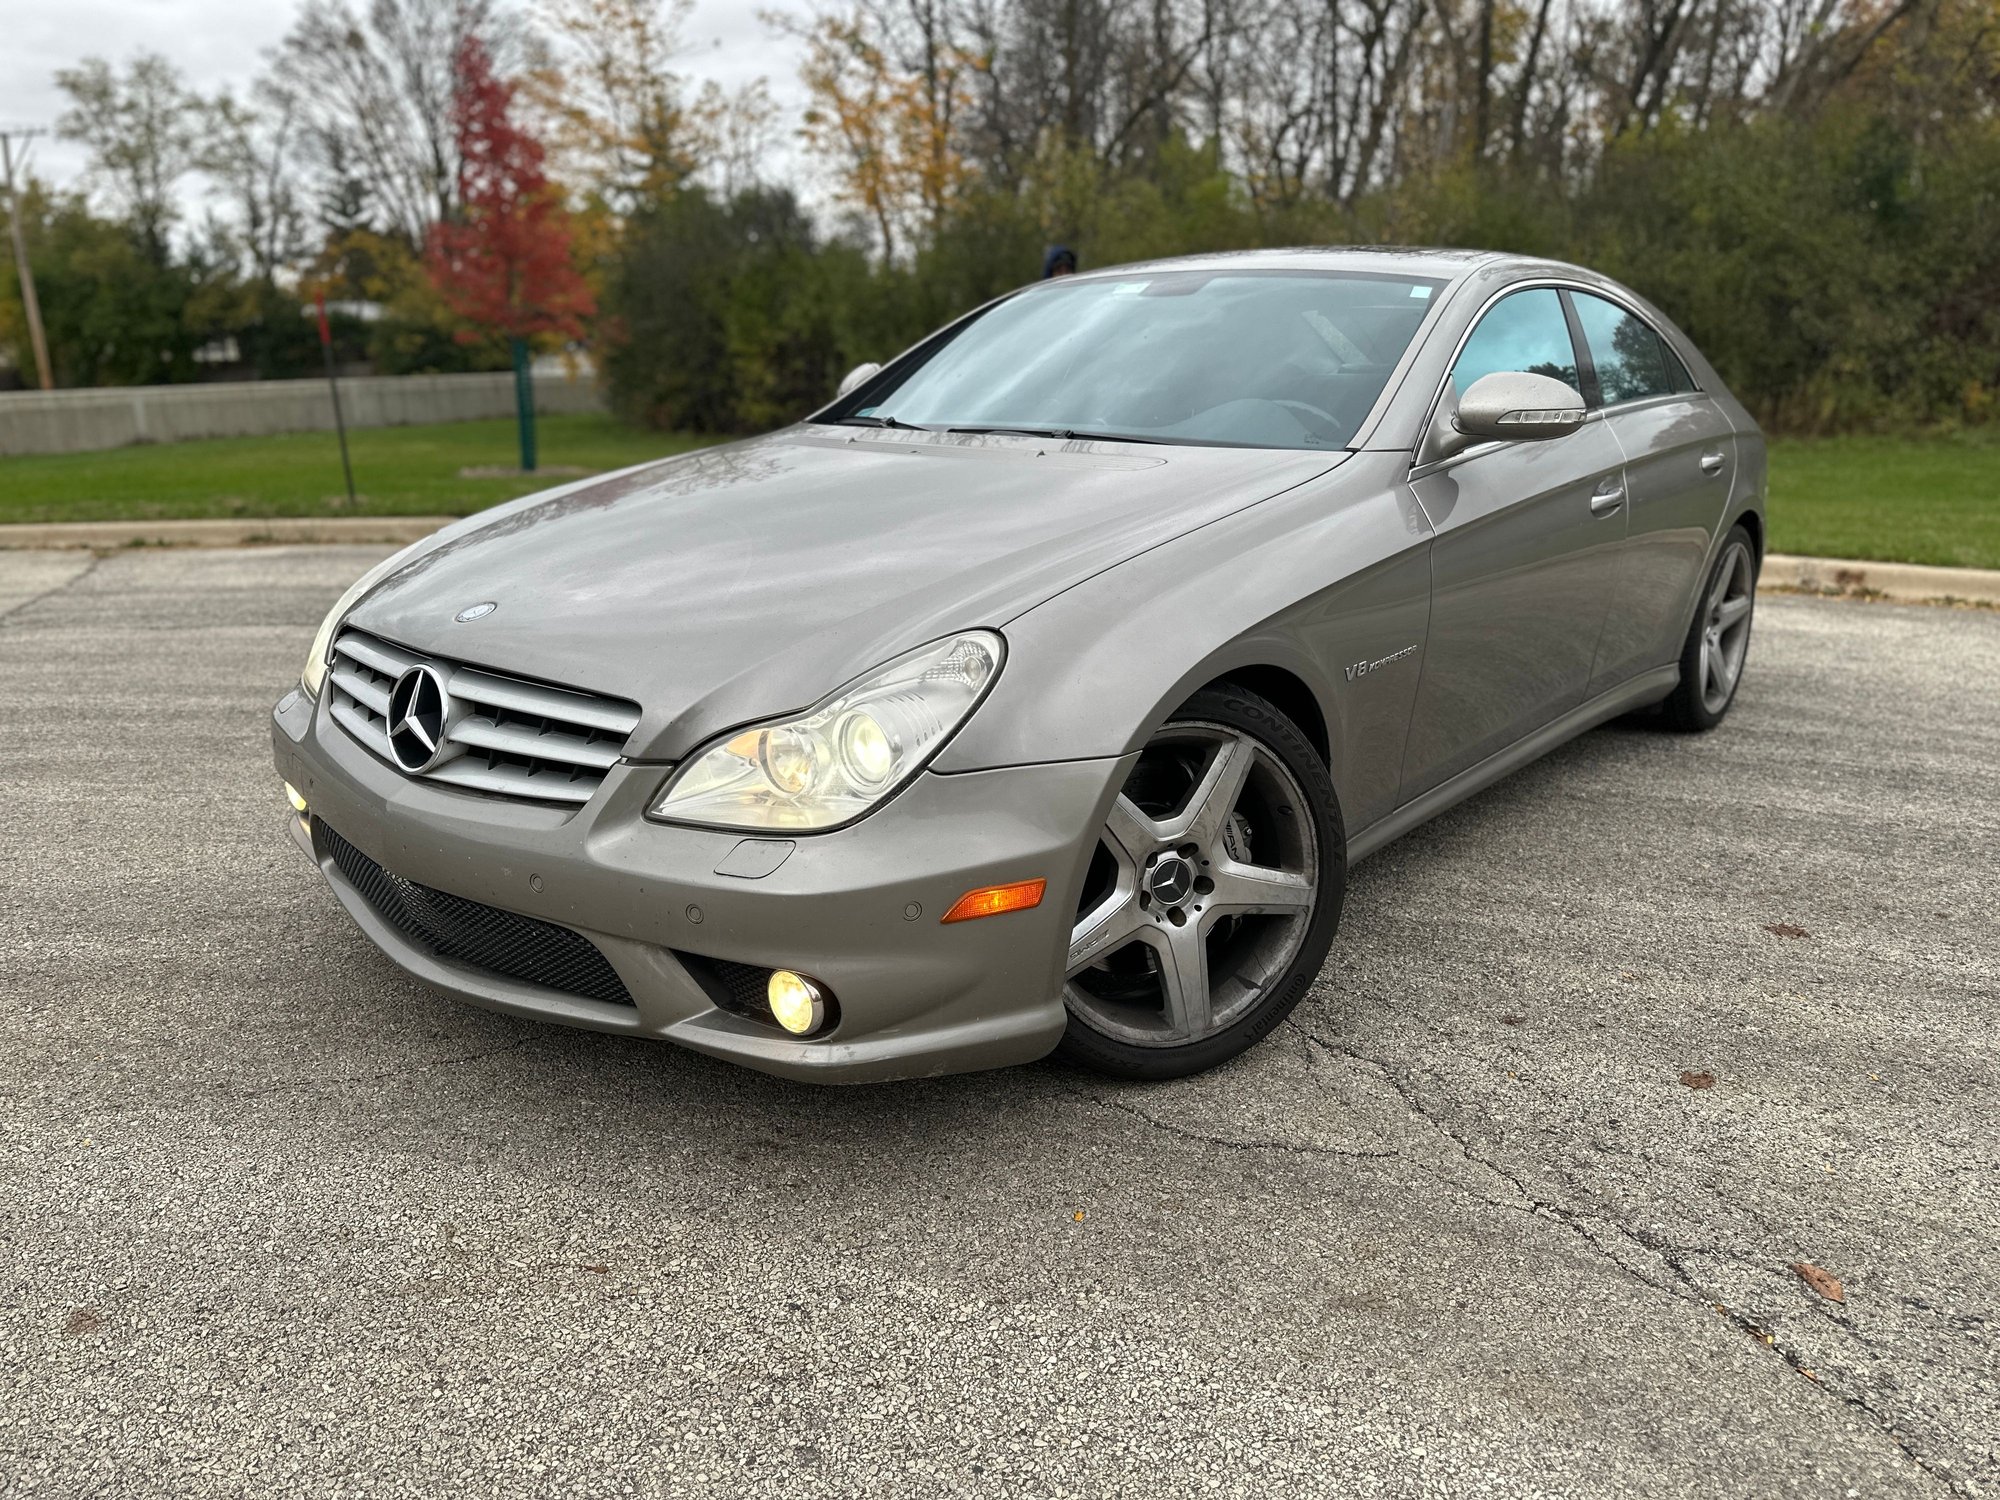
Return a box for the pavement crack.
[1287,1020,1967,1496]
[1065,1086,1396,1163]
[0,552,101,627]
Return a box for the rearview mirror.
[1452,371,1587,446]
[837,361,883,398]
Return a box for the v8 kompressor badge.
[1345,644,1419,681]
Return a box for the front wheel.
[1057,686,1345,1081]
[1660,523,1757,732]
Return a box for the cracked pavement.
[1,545,1995,1498]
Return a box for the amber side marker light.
[941,878,1047,924]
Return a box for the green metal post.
[511,336,537,473]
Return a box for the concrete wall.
[0,372,606,457]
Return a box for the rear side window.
[1453,289,1581,397]
[1658,336,1697,393]
[1571,292,1676,405]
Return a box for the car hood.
[350,426,1345,761]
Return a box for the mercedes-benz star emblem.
[1146,854,1196,909]
[387,665,452,773]
[455,601,498,622]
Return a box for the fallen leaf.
[1791,1262,1845,1303]
[63,1308,102,1338]
[1498,1014,1527,1026]
[1072,1210,1086,1223]
[1680,1071,1716,1090]
[1764,922,1810,939]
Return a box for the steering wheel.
[1271,399,1348,445]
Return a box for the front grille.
[327,628,641,806]
[321,821,634,1006]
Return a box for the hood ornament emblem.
[455,601,498,623]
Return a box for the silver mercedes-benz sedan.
[272,248,1765,1083]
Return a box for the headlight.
[650,631,1003,831]
[300,549,416,697]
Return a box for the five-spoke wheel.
[1663,522,1758,731]
[1059,687,1343,1079]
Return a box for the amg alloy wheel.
[1058,687,1344,1080]
[1662,523,1757,732]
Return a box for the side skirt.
[1345,664,1680,866]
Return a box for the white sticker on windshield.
[1410,285,1432,299]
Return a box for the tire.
[1659,523,1758,733]
[1057,685,1345,1081]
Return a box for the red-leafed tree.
[426,35,594,473]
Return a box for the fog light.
[284,781,309,816]
[767,970,827,1036]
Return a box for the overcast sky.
[0,0,813,208]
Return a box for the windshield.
[824,269,1446,449]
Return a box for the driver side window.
[1453,289,1581,397]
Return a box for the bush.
[602,186,871,433]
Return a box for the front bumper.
[272,686,1128,1083]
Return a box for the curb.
[0,516,457,550]
[1,519,1995,606]
[1760,553,2000,606]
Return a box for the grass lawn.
[1767,430,2000,570]
[1,413,1994,569]
[0,413,714,525]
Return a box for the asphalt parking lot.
[2,545,1995,1499]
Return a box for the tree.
[53,53,204,264]
[269,0,519,248]
[523,0,778,214]
[792,4,978,261]
[426,35,595,470]
[527,0,701,209]
[200,92,307,286]
[0,177,215,386]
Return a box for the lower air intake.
[674,952,778,1022]
[320,821,634,1007]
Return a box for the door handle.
[1700,449,1727,476]
[1589,477,1625,517]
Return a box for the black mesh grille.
[320,821,634,1007]
[675,952,776,1022]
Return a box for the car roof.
[1061,246,1526,283]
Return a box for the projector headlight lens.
[651,631,1002,831]
[837,711,895,788]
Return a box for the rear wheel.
[1660,524,1757,732]
[1057,686,1344,1080]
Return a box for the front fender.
[939,451,1435,835]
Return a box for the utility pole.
[0,129,54,391]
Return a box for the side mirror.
[1457,371,1588,442]
[837,361,883,398]
[1424,371,1587,463]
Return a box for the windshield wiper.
[944,425,1168,445]
[836,414,931,432]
